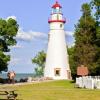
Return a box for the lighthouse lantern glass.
[52,8,61,14]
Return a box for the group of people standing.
[7,71,16,84]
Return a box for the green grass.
[0,80,100,100]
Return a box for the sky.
[0,0,90,73]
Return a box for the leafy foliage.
[0,18,19,72]
[0,51,10,72]
[74,3,97,75]
[32,51,46,76]
[90,0,100,75]
[68,47,76,79]
[90,0,100,23]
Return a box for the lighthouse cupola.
[48,1,66,30]
[52,1,62,14]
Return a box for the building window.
[54,68,60,76]
[60,24,63,28]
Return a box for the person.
[7,71,16,84]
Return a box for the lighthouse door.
[67,70,71,79]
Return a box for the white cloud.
[6,16,17,20]
[65,31,74,36]
[10,58,21,65]
[16,28,47,41]
[16,28,32,41]
[11,44,23,49]
[30,31,47,38]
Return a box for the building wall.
[44,29,70,79]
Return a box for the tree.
[74,3,97,75]
[0,51,10,72]
[90,0,100,44]
[90,0,100,75]
[32,51,46,77]
[0,18,19,72]
[68,47,76,79]
[90,0,100,23]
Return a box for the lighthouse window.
[55,68,60,76]
[60,24,63,28]
[53,8,56,13]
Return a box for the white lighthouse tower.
[44,1,71,80]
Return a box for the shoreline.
[0,80,56,87]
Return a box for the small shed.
[77,65,89,76]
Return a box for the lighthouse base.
[44,68,71,80]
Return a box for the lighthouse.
[44,1,71,80]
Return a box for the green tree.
[68,47,76,79]
[32,51,46,77]
[0,51,10,72]
[90,0,100,23]
[0,18,19,72]
[74,3,97,75]
[90,0,100,44]
[90,0,100,75]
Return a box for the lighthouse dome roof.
[52,1,62,8]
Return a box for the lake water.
[0,73,34,81]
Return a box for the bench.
[0,88,18,100]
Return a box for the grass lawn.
[0,80,100,100]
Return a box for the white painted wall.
[51,14,63,20]
[44,26,70,79]
[50,22,64,30]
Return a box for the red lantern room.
[52,1,62,8]
[48,1,66,23]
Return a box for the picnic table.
[0,88,17,100]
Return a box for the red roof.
[52,1,62,8]
[77,66,89,76]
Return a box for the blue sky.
[0,0,90,73]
